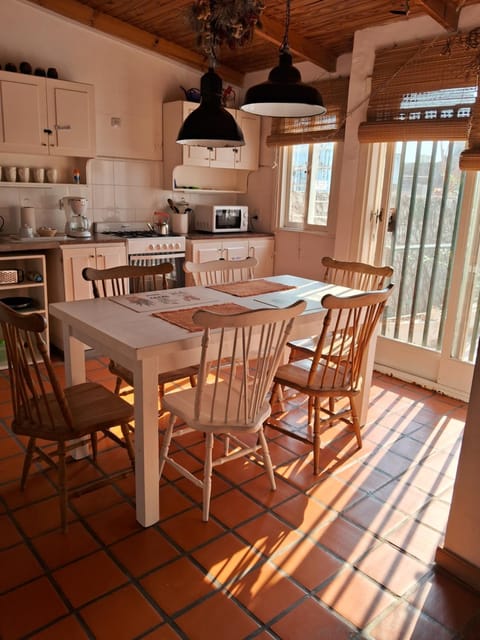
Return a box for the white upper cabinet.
[163,100,260,192]
[0,71,95,157]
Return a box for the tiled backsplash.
[0,157,238,235]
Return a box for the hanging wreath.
[190,0,264,61]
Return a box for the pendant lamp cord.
[281,0,291,52]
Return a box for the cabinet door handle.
[43,128,52,135]
[55,124,72,130]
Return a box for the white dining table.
[49,275,375,527]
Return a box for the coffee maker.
[60,197,91,238]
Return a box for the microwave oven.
[194,205,248,233]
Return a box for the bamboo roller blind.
[266,76,349,146]
[358,33,478,151]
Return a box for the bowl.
[37,227,57,237]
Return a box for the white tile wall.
[0,155,241,236]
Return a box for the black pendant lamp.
[241,0,326,118]
[177,66,245,148]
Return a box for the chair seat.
[162,384,271,434]
[108,360,199,388]
[274,359,358,397]
[14,381,134,440]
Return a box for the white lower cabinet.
[185,236,274,285]
[0,253,48,368]
[47,243,127,349]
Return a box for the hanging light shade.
[241,0,326,118]
[177,67,245,147]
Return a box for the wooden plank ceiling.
[30,0,479,84]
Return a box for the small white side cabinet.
[0,253,48,368]
[0,71,95,157]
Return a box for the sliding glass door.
[368,140,480,400]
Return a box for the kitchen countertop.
[0,231,273,253]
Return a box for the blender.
[60,197,91,238]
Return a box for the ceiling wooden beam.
[258,15,337,72]
[415,0,459,31]
[28,0,244,85]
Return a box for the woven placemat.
[208,279,296,297]
[153,302,250,332]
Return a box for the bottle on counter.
[73,168,80,184]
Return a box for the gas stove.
[94,221,186,255]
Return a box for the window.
[280,141,336,231]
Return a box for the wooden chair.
[159,300,306,521]
[82,263,173,297]
[287,256,394,363]
[184,256,258,286]
[269,285,394,474]
[82,264,198,410]
[0,300,135,532]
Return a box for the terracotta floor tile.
[343,495,408,537]
[274,448,356,490]
[228,560,305,622]
[354,541,429,596]
[369,600,456,640]
[13,495,76,537]
[271,597,355,640]
[372,478,430,515]
[314,515,377,563]
[364,448,415,478]
[333,460,391,492]
[306,474,367,511]
[406,571,480,632]
[1,472,57,510]
[0,454,29,484]
[53,550,129,607]
[32,520,101,570]
[272,493,337,535]
[415,496,452,530]
[84,502,142,545]
[236,512,303,558]
[140,556,215,615]
[315,566,396,628]
[0,542,44,592]
[384,519,443,564]
[155,482,195,519]
[110,527,178,577]
[0,512,22,548]
[159,507,226,551]
[192,531,263,585]
[69,483,126,517]
[80,584,164,640]
[0,577,68,639]
[241,472,301,507]
[387,435,435,461]
[175,590,260,639]
[272,536,342,591]
[141,624,183,639]
[214,455,268,484]
[31,615,90,639]
[402,465,454,497]
[210,488,265,527]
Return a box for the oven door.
[128,252,185,288]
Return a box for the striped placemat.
[153,302,250,332]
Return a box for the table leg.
[133,357,161,527]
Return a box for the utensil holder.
[170,213,189,235]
